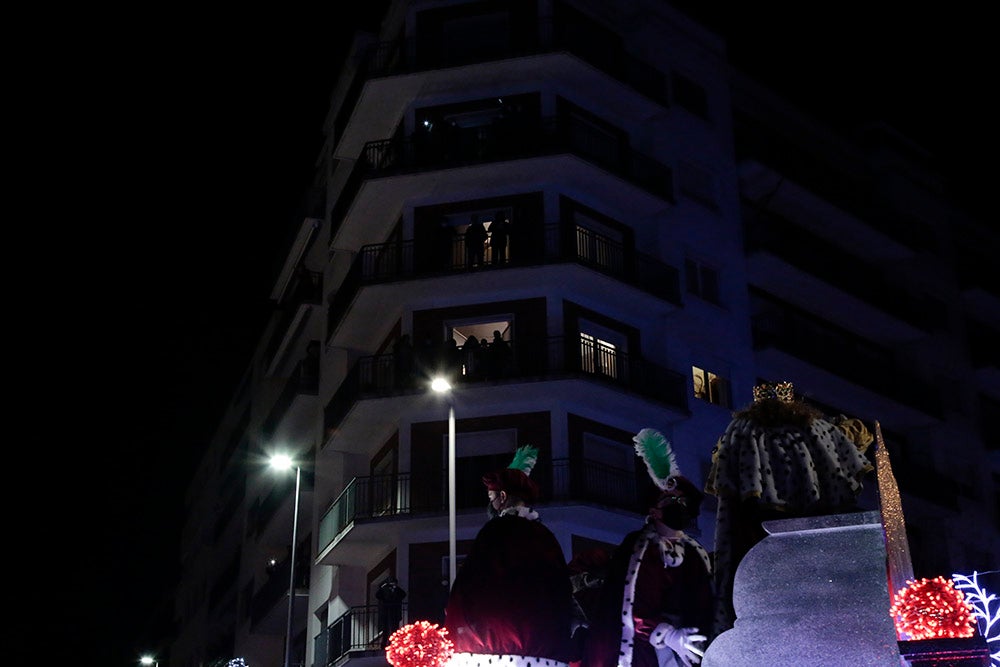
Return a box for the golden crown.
[753,380,794,402]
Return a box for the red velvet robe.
[583,525,714,667]
[445,510,579,665]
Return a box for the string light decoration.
[225,660,248,667]
[953,571,999,666]
[385,621,455,667]
[890,576,977,640]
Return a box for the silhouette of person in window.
[487,330,512,380]
[462,335,482,380]
[490,211,510,265]
[465,215,487,268]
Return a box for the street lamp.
[270,453,302,667]
[139,657,158,667]
[431,377,457,587]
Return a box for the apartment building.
[170,1,999,666]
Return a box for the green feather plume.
[507,445,539,476]
[633,428,680,490]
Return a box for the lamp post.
[431,377,457,587]
[271,453,302,667]
[139,657,158,667]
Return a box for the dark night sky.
[29,5,989,665]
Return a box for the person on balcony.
[445,446,579,667]
[486,330,512,380]
[489,211,510,265]
[376,575,407,647]
[584,429,713,667]
[464,216,487,268]
[461,335,482,380]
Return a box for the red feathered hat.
[482,468,540,503]
[482,445,540,503]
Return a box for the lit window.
[573,210,624,272]
[692,366,730,408]
[579,319,628,381]
[448,318,512,379]
[580,332,620,379]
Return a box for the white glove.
[649,623,706,666]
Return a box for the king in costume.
[445,446,579,667]
[584,429,713,667]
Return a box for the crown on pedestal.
[753,380,794,402]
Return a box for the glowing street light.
[431,376,457,587]
[270,453,302,667]
[139,657,158,667]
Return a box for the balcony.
[318,458,644,563]
[314,604,409,667]
[327,222,680,340]
[359,115,671,203]
[263,269,323,372]
[322,336,687,438]
[249,468,314,544]
[751,310,942,419]
[250,546,311,634]
[332,17,669,150]
[262,357,321,441]
[735,119,933,256]
[744,206,941,337]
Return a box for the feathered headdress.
[483,445,540,502]
[507,445,538,475]
[633,428,681,491]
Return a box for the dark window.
[672,71,709,120]
[685,258,720,304]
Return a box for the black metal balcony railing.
[319,473,418,550]
[735,118,940,256]
[262,269,324,371]
[322,335,687,435]
[250,548,311,631]
[751,310,943,417]
[332,17,669,144]
[327,222,680,340]
[261,357,321,439]
[318,458,643,557]
[744,206,942,331]
[314,604,409,667]
[549,458,641,509]
[360,114,672,202]
[364,18,669,103]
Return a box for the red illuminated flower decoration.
[890,576,978,640]
[386,620,455,667]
